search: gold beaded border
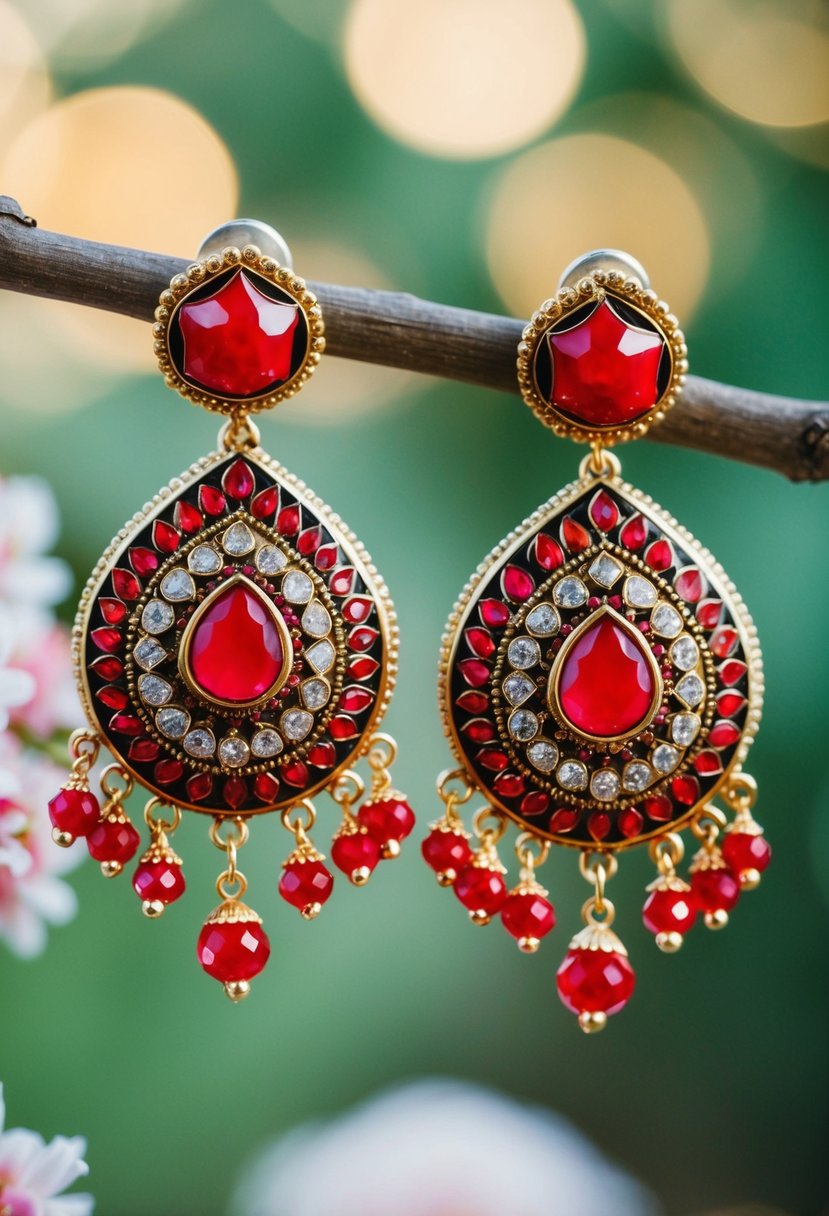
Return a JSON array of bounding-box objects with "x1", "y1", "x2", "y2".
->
[
  {"x1": 153, "y1": 244, "x2": 326, "y2": 416},
  {"x1": 516, "y1": 270, "x2": 688, "y2": 446}
]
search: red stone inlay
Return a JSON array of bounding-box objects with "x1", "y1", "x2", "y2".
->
[
  {"x1": 254, "y1": 772, "x2": 280, "y2": 802},
  {"x1": 277, "y1": 505, "x2": 301, "y2": 536},
  {"x1": 588, "y1": 812, "x2": 611, "y2": 841},
  {"x1": 561, "y1": 517, "x2": 590, "y2": 553},
  {"x1": 129, "y1": 738, "x2": 160, "y2": 762},
  {"x1": 175, "y1": 501, "x2": 203, "y2": 533},
  {"x1": 179, "y1": 270, "x2": 299, "y2": 397},
  {"x1": 91, "y1": 656, "x2": 123, "y2": 681},
  {"x1": 502, "y1": 565, "x2": 534, "y2": 602},
  {"x1": 342, "y1": 597, "x2": 372, "y2": 624},
  {"x1": 716, "y1": 691, "x2": 746, "y2": 717},
  {"x1": 315, "y1": 544, "x2": 338, "y2": 571},
  {"x1": 645, "y1": 539, "x2": 673, "y2": 572},
  {"x1": 99, "y1": 599, "x2": 127, "y2": 625},
  {"x1": 112, "y1": 569, "x2": 141, "y2": 601},
  {"x1": 129, "y1": 547, "x2": 158, "y2": 577},
  {"x1": 223, "y1": 776, "x2": 248, "y2": 809},
  {"x1": 521, "y1": 791, "x2": 550, "y2": 817},
  {"x1": 550, "y1": 808, "x2": 578, "y2": 833},
  {"x1": 618, "y1": 807, "x2": 644, "y2": 838},
  {"x1": 693, "y1": 750, "x2": 723, "y2": 775},
  {"x1": 282, "y1": 760, "x2": 309, "y2": 787},
  {"x1": 298, "y1": 527, "x2": 321, "y2": 556},
  {"x1": 708, "y1": 721, "x2": 740, "y2": 749},
  {"x1": 251, "y1": 487, "x2": 278, "y2": 520},
  {"x1": 188, "y1": 583, "x2": 285, "y2": 705},
  {"x1": 348, "y1": 656, "x2": 379, "y2": 681},
  {"x1": 697, "y1": 600, "x2": 723, "y2": 629},
  {"x1": 329, "y1": 715, "x2": 358, "y2": 740},
  {"x1": 534, "y1": 533, "x2": 565, "y2": 571},
  {"x1": 187, "y1": 773, "x2": 214, "y2": 802},
  {"x1": 711, "y1": 627, "x2": 738, "y2": 658},
  {"x1": 155, "y1": 758, "x2": 184, "y2": 784},
  {"x1": 110, "y1": 712, "x2": 142, "y2": 736},
  {"x1": 153, "y1": 520, "x2": 181, "y2": 553},
  {"x1": 91, "y1": 627, "x2": 122, "y2": 653},
  {"x1": 620, "y1": 514, "x2": 648, "y2": 550},
  {"x1": 643, "y1": 795, "x2": 672, "y2": 821},
  {"x1": 348, "y1": 626, "x2": 378, "y2": 651},
  {"x1": 555, "y1": 613, "x2": 656, "y2": 738},
  {"x1": 465, "y1": 628, "x2": 495, "y2": 659},
  {"x1": 97, "y1": 685, "x2": 128, "y2": 710},
  {"x1": 589, "y1": 491, "x2": 619, "y2": 532},
  {"x1": 494, "y1": 771, "x2": 525, "y2": 799},
  {"x1": 675, "y1": 567, "x2": 705, "y2": 603},
  {"x1": 479, "y1": 599, "x2": 510, "y2": 628},
  {"x1": 458, "y1": 659, "x2": 490, "y2": 688},
  {"x1": 199, "y1": 485, "x2": 226, "y2": 517},
  {"x1": 547, "y1": 299, "x2": 664, "y2": 427},
  {"x1": 307, "y1": 741, "x2": 336, "y2": 768},
  {"x1": 478, "y1": 748, "x2": 508, "y2": 772},
  {"x1": 456, "y1": 690, "x2": 489, "y2": 714},
  {"x1": 222, "y1": 459, "x2": 255, "y2": 500},
  {"x1": 463, "y1": 718, "x2": 495, "y2": 744},
  {"x1": 719, "y1": 659, "x2": 747, "y2": 686},
  {"x1": 330, "y1": 568, "x2": 356, "y2": 596},
  {"x1": 340, "y1": 686, "x2": 373, "y2": 714}
]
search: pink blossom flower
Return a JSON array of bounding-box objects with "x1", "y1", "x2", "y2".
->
[
  {"x1": 0, "y1": 1083, "x2": 93, "y2": 1216},
  {"x1": 0, "y1": 608, "x2": 35, "y2": 734},
  {"x1": 0, "y1": 475, "x2": 71, "y2": 617}
]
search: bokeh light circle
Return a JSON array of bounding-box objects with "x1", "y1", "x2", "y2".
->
[
  {"x1": 0, "y1": 0, "x2": 51, "y2": 154},
  {"x1": 485, "y1": 134, "x2": 710, "y2": 321},
  {"x1": 344, "y1": 0, "x2": 585, "y2": 159}
]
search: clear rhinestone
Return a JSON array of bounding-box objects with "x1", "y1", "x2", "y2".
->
[
  {"x1": 306, "y1": 640, "x2": 335, "y2": 674},
  {"x1": 141, "y1": 600, "x2": 175, "y2": 634},
  {"x1": 557, "y1": 759, "x2": 588, "y2": 791},
  {"x1": 160, "y1": 568, "x2": 195, "y2": 602},
  {"x1": 218, "y1": 735, "x2": 250, "y2": 768},
  {"x1": 256, "y1": 544, "x2": 287, "y2": 575},
  {"x1": 507, "y1": 636, "x2": 540, "y2": 670},
  {"x1": 503, "y1": 672, "x2": 535, "y2": 706},
  {"x1": 624, "y1": 575, "x2": 657, "y2": 609},
  {"x1": 134, "y1": 637, "x2": 166, "y2": 670},
  {"x1": 281, "y1": 708, "x2": 313, "y2": 741},
  {"x1": 301, "y1": 678, "x2": 330, "y2": 710},
  {"x1": 670, "y1": 635, "x2": 699, "y2": 671},
  {"x1": 156, "y1": 706, "x2": 190, "y2": 739},
  {"x1": 651, "y1": 602, "x2": 683, "y2": 638},
  {"x1": 188, "y1": 544, "x2": 222, "y2": 574},
  {"x1": 525, "y1": 603, "x2": 560, "y2": 637},
  {"x1": 137, "y1": 673, "x2": 173, "y2": 707},
  {"x1": 652, "y1": 743, "x2": 680, "y2": 773},
  {"x1": 553, "y1": 576, "x2": 588, "y2": 608},
  {"x1": 623, "y1": 760, "x2": 654, "y2": 792},
  {"x1": 672, "y1": 712, "x2": 701, "y2": 746},
  {"x1": 222, "y1": 521, "x2": 255, "y2": 556},
  {"x1": 527, "y1": 740, "x2": 558, "y2": 773},
  {"x1": 590, "y1": 768, "x2": 621, "y2": 801},
  {"x1": 675, "y1": 672, "x2": 704, "y2": 708},
  {"x1": 588, "y1": 553, "x2": 623, "y2": 588},
  {"x1": 184, "y1": 727, "x2": 216, "y2": 758},
  {"x1": 508, "y1": 708, "x2": 539, "y2": 742},
  {"x1": 302, "y1": 600, "x2": 332, "y2": 638},
  {"x1": 283, "y1": 569, "x2": 314, "y2": 603},
  {"x1": 251, "y1": 728, "x2": 283, "y2": 758}
]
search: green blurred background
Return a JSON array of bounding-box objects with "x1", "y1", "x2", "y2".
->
[{"x1": 0, "y1": 0, "x2": 827, "y2": 1212}]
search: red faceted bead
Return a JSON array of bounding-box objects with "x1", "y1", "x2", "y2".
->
[
  {"x1": 197, "y1": 916, "x2": 270, "y2": 983},
  {"x1": 645, "y1": 539, "x2": 673, "y2": 571},
  {"x1": 331, "y1": 830, "x2": 381, "y2": 882},
  {"x1": 279, "y1": 857, "x2": 334, "y2": 915},
  {"x1": 501, "y1": 565, "x2": 535, "y2": 602},
  {"x1": 112, "y1": 568, "x2": 141, "y2": 601},
  {"x1": 534, "y1": 533, "x2": 565, "y2": 571},
  {"x1": 199, "y1": 485, "x2": 226, "y2": 516},
  {"x1": 222, "y1": 459, "x2": 255, "y2": 499},
  {"x1": 358, "y1": 796, "x2": 415, "y2": 846},
  {"x1": 99, "y1": 598, "x2": 127, "y2": 625},
  {"x1": 87, "y1": 816, "x2": 141, "y2": 865},
  {"x1": 556, "y1": 946, "x2": 636, "y2": 1016},
  {"x1": 690, "y1": 865, "x2": 740, "y2": 913},
  {"x1": 454, "y1": 864, "x2": 507, "y2": 918},
  {"x1": 188, "y1": 584, "x2": 285, "y2": 703},
  {"x1": 561, "y1": 516, "x2": 590, "y2": 552},
  {"x1": 589, "y1": 490, "x2": 619, "y2": 532},
  {"x1": 175, "y1": 501, "x2": 203, "y2": 533},
  {"x1": 479, "y1": 598, "x2": 510, "y2": 627},
  {"x1": 152, "y1": 520, "x2": 181, "y2": 553},
  {"x1": 548, "y1": 299, "x2": 663, "y2": 426},
  {"x1": 465, "y1": 627, "x2": 495, "y2": 659},
  {"x1": 557, "y1": 614, "x2": 655, "y2": 737},
  {"x1": 251, "y1": 487, "x2": 278, "y2": 520},
  {"x1": 179, "y1": 269, "x2": 299, "y2": 397},
  {"x1": 132, "y1": 857, "x2": 185, "y2": 905},
  {"x1": 642, "y1": 885, "x2": 696, "y2": 937},
  {"x1": 129, "y1": 547, "x2": 159, "y2": 577},
  {"x1": 722, "y1": 831, "x2": 771, "y2": 877},
  {"x1": 421, "y1": 827, "x2": 472, "y2": 879},
  {"x1": 620, "y1": 514, "x2": 648, "y2": 550},
  {"x1": 501, "y1": 889, "x2": 555, "y2": 946},
  {"x1": 48, "y1": 787, "x2": 100, "y2": 839}
]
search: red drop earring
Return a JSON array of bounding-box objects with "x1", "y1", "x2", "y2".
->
[
  {"x1": 428, "y1": 250, "x2": 766, "y2": 1032},
  {"x1": 49, "y1": 220, "x2": 413, "y2": 1000}
]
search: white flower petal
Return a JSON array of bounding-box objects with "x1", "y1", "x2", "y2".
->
[
  {"x1": 45, "y1": 1193, "x2": 96, "y2": 1216},
  {"x1": 0, "y1": 475, "x2": 61, "y2": 556},
  {"x1": 0, "y1": 1126, "x2": 47, "y2": 1177},
  {"x1": 0, "y1": 836, "x2": 34, "y2": 878},
  {"x1": 17, "y1": 1135, "x2": 89, "y2": 1197},
  {"x1": 8, "y1": 557, "x2": 72, "y2": 608},
  {"x1": 22, "y1": 876, "x2": 78, "y2": 926},
  {"x1": 0, "y1": 900, "x2": 48, "y2": 958},
  {"x1": 0, "y1": 667, "x2": 36, "y2": 710}
]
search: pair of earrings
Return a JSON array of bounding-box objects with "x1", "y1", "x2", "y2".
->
[{"x1": 49, "y1": 225, "x2": 767, "y2": 1030}]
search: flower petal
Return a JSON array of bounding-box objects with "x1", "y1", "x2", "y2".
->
[
  {"x1": 44, "y1": 1194, "x2": 95, "y2": 1216},
  {"x1": 16, "y1": 1135, "x2": 89, "y2": 1197}
]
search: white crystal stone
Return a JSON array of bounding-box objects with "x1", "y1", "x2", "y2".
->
[
  {"x1": 508, "y1": 708, "x2": 539, "y2": 742},
  {"x1": 588, "y1": 553, "x2": 623, "y2": 589},
  {"x1": 623, "y1": 760, "x2": 654, "y2": 792},
  {"x1": 675, "y1": 672, "x2": 705, "y2": 708},
  {"x1": 283, "y1": 569, "x2": 314, "y2": 603},
  {"x1": 134, "y1": 637, "x2": 166, "y2": 670},
  {"x1": 306, "y1": 639, "x2": 335, "y2": 674},
  {"x1": 281, "y1": 708, "x2": 313, "y2": 741},
  {"x1": 141, "y1": 600, "x2": 175, "y2": 634},
  {"x1": 219, "y1": 735, "x2": 250, "y2": 768},
  {"x1": 156, "y1": 706, "x2": 190, "y2": 739},
  {"x1": 672, "y1": 712, "x2": 701, "y2": 746},
  {"x1": 651, "y1": 602, "x2": 683, "y2": 638},
  {"x1": 590, "y1": 768, "x2": 621, "y2": 801},
  {"x1": 527, "y1": 740, "x2": 558, "y2": 773},
  {"x1": 670, "y1": 635, "x2": 699, "y2": 671},
  {"x1": 507, "y1": 636, "x2": 540, "y2": 670},
  {"x1": 137, "y1": 673, "x2": 173, "y2": 707},
  {"x1": 256, "y1": 544, "x2": 288, "y2": 575},
  {"x1": 188, "y1": 544, "x2": 222, "y2": 574},
  {"x1": 652, "y1": 743, "x2": 680, "y2": 773},
  {"x1": 624, "y1": 575, "x2": 658, "y2": 609},
  {"x1": 553, "y1": 576, "x2": 588, "y2": 608},
  {"x1": 525, "y1": 603, "x2": 560, "y2": 637},
  {"x1": 251, "y1": 728, "x2": 283, "y2": 758},
  {"x1": 222, "y1": 521, "x2": 255, "y2": 556},
  {"x1": 160, "y1": 568, "x2": 195, "y2": 602},
  {"x1": 502, "y1": 672, "x2": 535, "y2": 706},
  {"x1": 557, "y1": 759, "x2": 588, "y2": 791},
  {"x1": 301, "y1": 678, "x2": 330, "y2": 710},
  {"x1": 302, "y1": 600, "x2": 332, "y2": 638},
  {"x1": 184, "y1": 727, "x2": 216, "y2": 758}
]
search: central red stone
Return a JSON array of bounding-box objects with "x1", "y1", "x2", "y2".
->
[
  {"x1": 554, "y1": 612, "x2": 656, "y2": 738},
  {"x1": 188, "y1": 582, "x2": 285, "y2": 704},
  {"x1": 178, "y1": 270, "x2": 300, "y2": 397},
  {"x1": 547, "y1": 299, "x2": 664, "y2": 427}
]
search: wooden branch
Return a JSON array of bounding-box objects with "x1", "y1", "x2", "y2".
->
[{"x1": 1, "y1": 199, "x2": 826, "y2": 482}]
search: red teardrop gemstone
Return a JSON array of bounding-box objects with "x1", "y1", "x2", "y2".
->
[
  {"x1": 620, "y1": 514, "x2": 648, "y2": 550},
  {"x1": 222, "y1": 459, "x2": 255, "y2": 499},
  {"x1": 456, "y1": 690, "x2": 489, "y2": 714},
  {"x1": 502, "y1": 565, "x2": 534, "y2": 602},
  {"x1": 188, "y1": 584, "x2": 285, "y2": 703},
  {"x1": 458, "y1": 659, "x2": 490, "y2": 688},
  {"x1": 494, "y1": 771, "x2": 525, "y2": 799},
  {"x1": 589, "y1": 491, "x2": 619, "y2": 532},
  {"x1": 99, "y1": 598, "x2": 127, "y2": 625},
  {"x1": 91, "y1": 628, "x2": 122, "y2": 653},
  {"x1": 521, "y1": 791, "x2": 550, "y2": 816},
  {"x1": 199, "y1": 485, "x2": 226, "y2": 516},
  {"x1": 479, "y1": 599, "x2": 510, "y2": 627},
  {"x1": 187, "y1": 773, "x2": 214, "y2": 802},
  {"x1": 675, "y1": 567, "x2": 705, "y2": 603},
  {"x1": 645, "y1": 539, "x2": 673, "y2": 571},
  {"x1": 697, "y1": 600, "x2": 723, "y2": 629},
  {"x1": 549, "y1": 808, "x2": 578, "y2": 833},
  {"x1": 251, "y1": 487, "x2": 279, "y2": 520},
  {"x1": 129, "y1": 547, "x2": 159, "y2": 577},
  {"x1": 153, "y1": 520, "x2": 181, "y2": 553},
  {"x1": 347, "y1": 656, "x2": 379, "y2": 681},
  {"x1": 534, "y1": 533, "x2": 565, "y2": 571},
  {"x1": 175, "y1": 501, "x2": 203, "y2": 533},
  {"x1": 253, "y1": 772, "x2": 280, "y2": 802},
  {"x1": 555, "y1": 614, "x2": 656, "y2": 738},
  {"x1": 330, "y1": 568, "x2": 356, "y2": 596},
  {"x1": 277, "y1": 505, "x2": 301, "y2": 536},
  {"x1": 561, "y1": 517, "x2": 590, "y2": 552},
  {"x1": 315, "y1": 544, "x2": 338, "y2": 570},
  {"x1": 112, "y1": 568, "x2": 141, "y2": 600},
  {"x1": 466, "y1": 628, "x2": 495, "y2": 658},
  {"x1": 96, "y1": 685, "x2": 128, "y2": 710},
  {"x1": 307, "y1": 741, "x2": 336, "y2": 768},
  {"x1": 297, "y1": 527, "x2": 321, "y2": 556}
]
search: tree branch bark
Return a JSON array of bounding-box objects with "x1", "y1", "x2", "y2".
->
[{"x1": 1, "y1": 200, "x2": 826, "y2": 482}]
